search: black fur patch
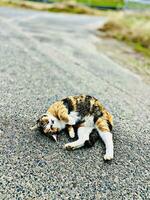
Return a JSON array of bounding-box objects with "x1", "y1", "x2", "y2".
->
[
  {"x1": 92, "y1": 104, "x2": 103, "y2": 123},
  {"x1": 62, "y1": 98, "x2": 74, "y2": 113},
  {"x1": 93, "y1": 112, "x2": 103, "y2": 123},
  {"x1": 107, "y1": 120, "x2": 112, "y2": 132},
  {"x1": 84, "y1": 129, "x2": 99, "y2": 147},
  {"x1": 85, "y1": 95, "x2": 92, "y2": 100},
  {"x1": 77, "y1": 95, "x2": 92, "y2": 118},
  {"x1": 75, "y1": 119, "x2": 85, "y2": 126},
  {"x1": 73, "y1": 126, "x2": 79, "y2": 140}
]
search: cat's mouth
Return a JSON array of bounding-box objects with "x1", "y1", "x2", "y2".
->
[
  {"x1": 44, "y1": 126, "x2": 59, "y2": 133},
  {"x1": 41, "y1": 127, "x2": 59, "y2": 141}
]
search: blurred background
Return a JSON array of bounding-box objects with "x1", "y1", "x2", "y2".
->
[
  {"x1": 10, "y1": 0, "x2": 150, "y2": 9},
  {"x1": 1, "y1": 0, "x2": 149, "y2": 75}
]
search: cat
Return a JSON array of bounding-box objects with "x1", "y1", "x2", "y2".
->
[{"x1": 31, "y1": 95, "x2": 114, "y2": 160}]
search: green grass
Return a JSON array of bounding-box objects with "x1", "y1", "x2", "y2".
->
[
  {"x1": 134, "y1": 42, "x2": 150, "y2": 57},
  {"x1": 99, "y1": 12, "x2": 150, "y2": 57},
  {"x1": 48, "y1": 0, "x2": 124, "y2": 8},
  {"x1": 76, "y1": 0, "x2": 124, "y2": 8}
]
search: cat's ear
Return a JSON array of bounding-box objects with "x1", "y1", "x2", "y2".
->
[
  {"x1": 30, "y1": 124, "x2": 38, "y2": 131},
  {"x1": 30, "y1": 118, "x2": 40, "y2": 131}
]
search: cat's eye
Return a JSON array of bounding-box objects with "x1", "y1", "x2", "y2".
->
[{"x1": 51, "y1": 120, "x2": 54, "y2": 124}]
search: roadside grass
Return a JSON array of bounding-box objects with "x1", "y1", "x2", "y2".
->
[
  {"x1": 125, "y1": 2, "x2": 150, "y2": 9},
  {"x1": 0, "y1": 0, "x2": 102, "y2": 15},
  {"x1": 51, "y1": 0, "x2": 124, "y2": 8},
  {"x1": 99, "y1": 11, "x2": 150, "y2": 57},
  {"x1": 77, "y1": 0, "x2": 124, "y2": 8}
]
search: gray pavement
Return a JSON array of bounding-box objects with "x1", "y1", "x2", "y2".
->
[{"x1": 0, "y1": 7, "x2": 150, "y2": 200}]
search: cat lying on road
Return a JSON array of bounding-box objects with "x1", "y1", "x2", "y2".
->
[{"x1": 31, "y1": 95, "x2": 114, "y2": 160}]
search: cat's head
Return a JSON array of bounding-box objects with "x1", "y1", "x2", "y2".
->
[{"x1": 30, "y1": 113, "x2": 61, "y2": 141}]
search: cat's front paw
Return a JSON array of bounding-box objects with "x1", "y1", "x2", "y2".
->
[
  {"x1": 64, "y1": 143, "x2": 74, "y2": 151},
  {"x1": 69, "y1": 129, "x2": 75, "y2": 138},
  {"x1": 104, "y1": 154, "x2": 113, "y2": 160}
]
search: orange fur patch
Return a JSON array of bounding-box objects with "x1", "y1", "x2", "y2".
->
[
  {"x1": 47, "y1": 101, "x2": 69, "y2": 122},
  {"x1": 96, "y1": 110, "x2": 113, "y2": 132}
]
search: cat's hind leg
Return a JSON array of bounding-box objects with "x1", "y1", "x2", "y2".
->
[
  {"x1": 95, "y1": 117, "x2": 114, "y2": 160},
  {"x1": 64, "y1": 127, "x2": 93, "y2": 150},
  {"x1": 97, "y1": 130, "x2": 114, "y2": 160}
]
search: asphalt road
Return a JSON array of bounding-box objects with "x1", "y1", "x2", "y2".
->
[{"x1": 0, "y1": 7, "x2": 150, "y2": 200}]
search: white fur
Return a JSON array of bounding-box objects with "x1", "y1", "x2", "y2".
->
[
  {"x1": 68, "y1": 111, "x2": 80, "y2": 125},
  {"x1": 45, "y1": 112, "x2": 80, "y2": 132},
  {"x1": 97, "y1": 130, "x2": 114, "y2": 160},
  {"x1": 45, "y1": 123, "x2": 51, "y2": 130},
  {"x1": 68, "y1": 128, "x2": 75, "y2": 138},
  {"x1": 83, "y1": 115, "x2": 94, "y2": 127},
  {"x1": 54, "y1": 120, "x2": 66, "y2": 130},
  {"x1": 46, "y1": 113, "x2": 66, "y2": 130},
  {"x1": 64, "y1": 127, "x2": 93, "y2": 150}
]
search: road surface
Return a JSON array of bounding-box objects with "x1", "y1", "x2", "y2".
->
[{"x1": 0, "y1": 7, "x2": 149, "y2": 200}]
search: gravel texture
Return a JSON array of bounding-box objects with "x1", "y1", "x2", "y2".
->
[{"x1": 0, "y1": 7, "x2": 150, "y2": 200}]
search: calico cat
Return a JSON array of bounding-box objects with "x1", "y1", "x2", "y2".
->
[{"x1": 31, "y1": 95, "x2": 114, "y2": 160}]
